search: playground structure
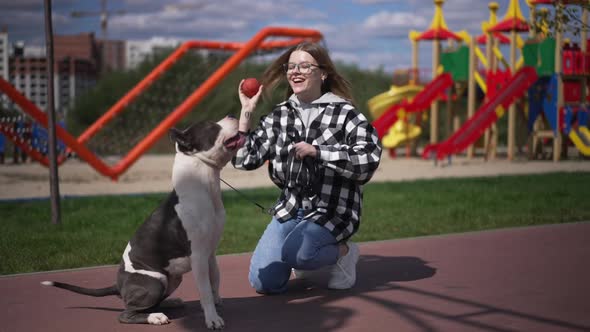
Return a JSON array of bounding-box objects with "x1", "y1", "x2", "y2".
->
[
  {"x1": 370, "y1": 0, "x2": 467, "y2": 158},
  {"x1": 369, "y1": 0, "x2": 590, "y2": 162},
  {"x1": 0, "y1": 27, "x2": 323, "y2": 180}
]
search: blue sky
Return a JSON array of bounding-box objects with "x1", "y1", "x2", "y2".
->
[{"x1": 0, "y1": 0, "x2": 551, "y2": 73}]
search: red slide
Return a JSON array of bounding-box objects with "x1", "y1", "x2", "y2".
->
[
  {"x1": 422, "y1": 66, "x2": 538, "y2": 161},
  {"x1": 372, "y1": 73, "x2": 453, "y2": 138}
]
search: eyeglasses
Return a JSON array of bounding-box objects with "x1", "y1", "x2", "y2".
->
[{"x1": 283, "y1": 62, "x2": 321, "y2": 74}]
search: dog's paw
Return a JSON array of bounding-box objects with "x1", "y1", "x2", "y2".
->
[
  {"x1": 205, "y1": 313, "x2": 225, "y2": 330},
  {"x1": 148, "y1": 313, "x2": 170, "y2": 325}
]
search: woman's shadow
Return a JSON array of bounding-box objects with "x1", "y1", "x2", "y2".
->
[{"x1": 170, "y1": 255, "x2": 436, "y2": 331}]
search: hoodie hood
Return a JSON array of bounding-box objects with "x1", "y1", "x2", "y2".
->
[{"x1": 287, "y1": 92, "x2": 349, "y2": 108}]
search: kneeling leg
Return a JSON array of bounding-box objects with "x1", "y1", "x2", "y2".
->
[{"x1": 118, "y1": 273, "x2": 169, "y2": 325}]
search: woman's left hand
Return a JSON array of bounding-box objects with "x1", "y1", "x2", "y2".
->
[
  {"x1": 293, "y1": 142, "x2": 317, "y2": 160},
  {"x1": 237, "y1": 80, "x2": 263, "y2": 132}
]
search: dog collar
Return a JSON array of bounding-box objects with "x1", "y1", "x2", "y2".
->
[{"x1": 195, "y1": 154, "x2": 223, "y2": 170}]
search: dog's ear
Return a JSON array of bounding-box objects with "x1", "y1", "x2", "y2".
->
[
  {"x1": 169, "y1": 122, "x2": 222, "y2": 154},
  {"x1": 169, "y1": 127, "x2": 191, "y2": 151}
]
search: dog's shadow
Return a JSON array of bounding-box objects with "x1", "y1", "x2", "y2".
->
[{"x1": 168, "y1": 255, "x2": 436, "y2": 331}]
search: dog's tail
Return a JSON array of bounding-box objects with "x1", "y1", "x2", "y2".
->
[{"x1": 41, "y1": 281, "x2": 119, "y2": 297}]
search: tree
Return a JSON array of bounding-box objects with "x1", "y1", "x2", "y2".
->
[{"x1": 531, "y1": 2, "x2": 589, "y2": 37}]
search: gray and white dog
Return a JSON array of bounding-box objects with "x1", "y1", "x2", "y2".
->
[{"x1": 42, "y1": 116, "x2": 245, "y2": 329}]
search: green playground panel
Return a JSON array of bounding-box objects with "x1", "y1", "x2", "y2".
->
[
  {"x1": 523, "y1": 37, "x2": 555, "y2": 77},
  {"x1": 441, "y1": 45, "x2": 469, "y2": 82}
]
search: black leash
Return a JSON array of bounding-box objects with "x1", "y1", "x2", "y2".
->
[
  {"x1": 220, "y1": 178, "x2": 272, "y2": 215},
  {"x1": 221, "y1": 132, "x2": 316, "y2": 216}
]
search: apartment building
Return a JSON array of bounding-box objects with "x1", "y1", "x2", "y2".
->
[
  {"x1": 1, "y1": 31, "x2": 184, "y2": 116},
  {"x1": 126, "y1": 37, "x2": 181, "y2": 69},
  {"x1": 0, "y1": 32, "x2": 8, "y2": 81},
  {"x1": 3, "y1": 33, "x2": 101, "y2": 116},
  {"x1": 0, "y1": 32, "x2": 9, "y2": 110}
]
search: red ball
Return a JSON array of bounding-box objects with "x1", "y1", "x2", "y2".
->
[{"x1": 241, "y1": 78, "x2": 261, "y2": 98}]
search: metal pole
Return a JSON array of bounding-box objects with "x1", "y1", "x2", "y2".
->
[
  {"x1": 507, "y1": 29, "x2": 517, "y2": 160},
  {"x1": 44, "y1": 0, "x2": 61, "y2": 225},
  {"x1": 431, "y1": 39, "x2": 440, "y2": 144},
  {"x1": 467, "y1": 38, "x2": 476, "y2": 159}
]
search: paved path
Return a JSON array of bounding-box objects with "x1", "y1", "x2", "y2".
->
[{"x1": 2, "y1": 222, "x2": 589, "y2": 332}]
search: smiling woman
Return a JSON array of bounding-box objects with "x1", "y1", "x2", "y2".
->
[{"x1": 233, "y1": 41, "x2": 382, "y2": 294}]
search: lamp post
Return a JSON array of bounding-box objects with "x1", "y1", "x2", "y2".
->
[{"x1": 44, "y1": 0, "x2": 61, "y2": 225}]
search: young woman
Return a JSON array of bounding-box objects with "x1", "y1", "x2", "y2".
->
[{"x1": 233, "y1": 42, "x2": 382, "y2": 294}]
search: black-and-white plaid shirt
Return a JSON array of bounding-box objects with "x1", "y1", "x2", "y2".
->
[{"x1": 232, "y1": 93, "x2": 382, "y2": 242}]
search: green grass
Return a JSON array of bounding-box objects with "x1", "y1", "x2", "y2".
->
[{"x1": 1, "y1": 172, "x2": 589, "y2": 275}]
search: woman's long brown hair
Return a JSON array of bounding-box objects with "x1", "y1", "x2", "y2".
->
[{"x1": 261, "y1": 42, "x2": 355, "y2": 105}]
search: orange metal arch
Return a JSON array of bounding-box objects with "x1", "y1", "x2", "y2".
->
[{"x1": 0, "y1": 26, "x2": 323, "y2": 180}]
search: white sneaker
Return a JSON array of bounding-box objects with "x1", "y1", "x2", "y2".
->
[{"x1": 328, "y1": 242, "x2": 360, "y2": 290}]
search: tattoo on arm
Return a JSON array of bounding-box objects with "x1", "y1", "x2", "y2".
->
[{"x1": 244, "y1": 112, "x2": 252, "y2": 120}]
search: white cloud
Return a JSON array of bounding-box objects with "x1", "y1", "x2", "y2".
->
[
  {"x1": 106, "y1": 0, "x2": 326, "y2": 40},
  {"x1": 109, "y1": 13, "x2": 249, "y2": 40},
  {"x1": 363, "y1": 11, "x2": 429, "y2": 37}
]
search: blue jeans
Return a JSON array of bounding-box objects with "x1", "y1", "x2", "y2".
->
[{"x1": 249, "y1": 209, "x2": 339, "y2": 294}]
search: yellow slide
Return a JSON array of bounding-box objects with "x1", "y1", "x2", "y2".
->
[
  {"x1": 580, "y1": 126, "x2": 590, "y2": 141},
  {"x1": 368, "y1": 84, "x2": 423, "y2": 119},
  {"x1": 568, "y1": 126, "x2": 590, "y2": 156},
  {"x1": 382, "y1": 118, "x2": 422, "y2": 148}
]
